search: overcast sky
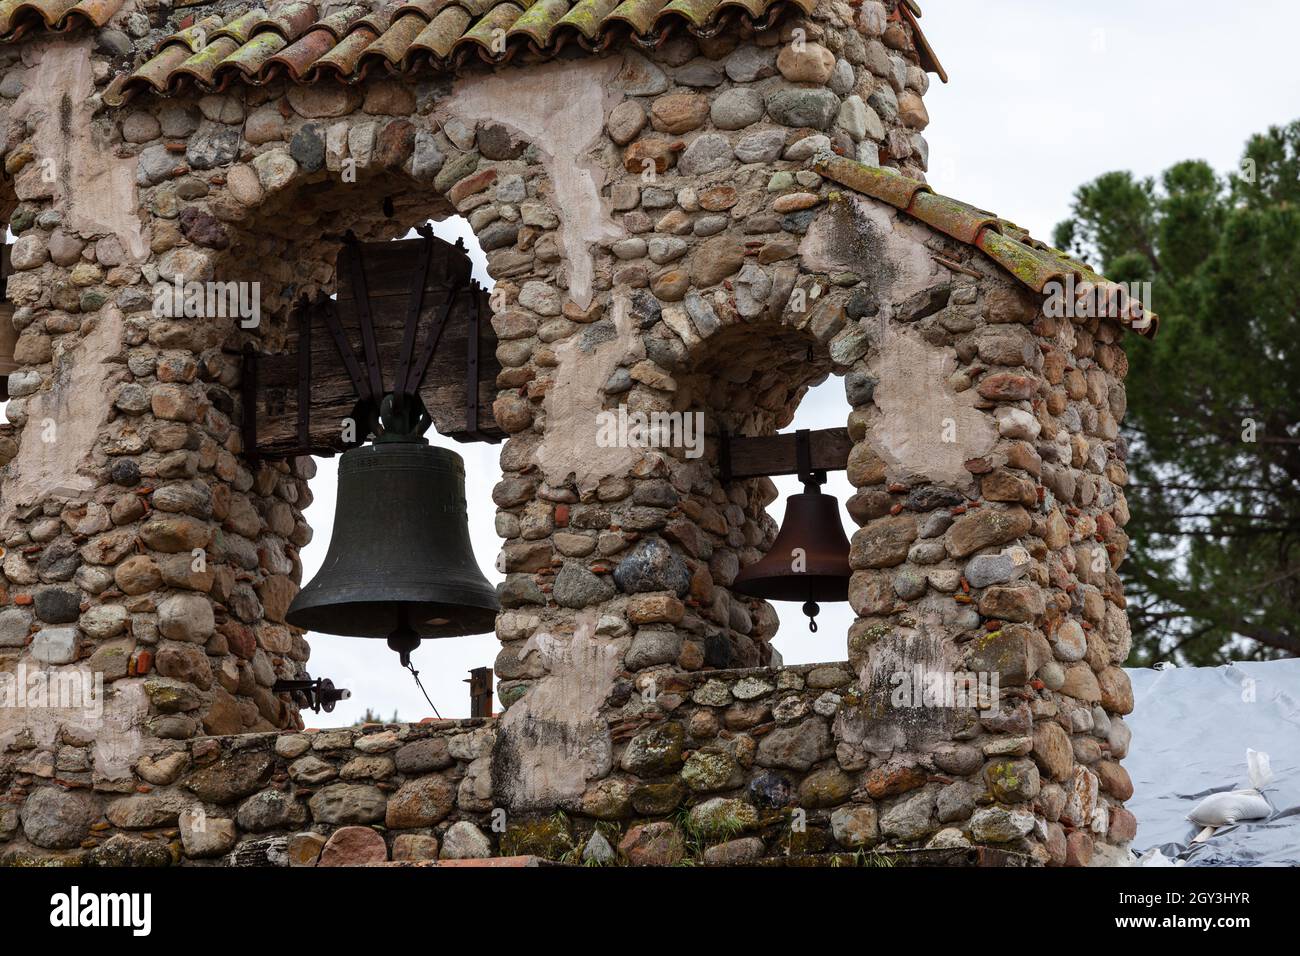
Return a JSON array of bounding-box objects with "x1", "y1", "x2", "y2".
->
[{"x1": 297, "y1": 1, "x2": 1300, "y2": 725}]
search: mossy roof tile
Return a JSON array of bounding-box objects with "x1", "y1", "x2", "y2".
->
[
  {"x1": 0, "y1": 0, "x2": 125, "y2": 40},
  {"x1": 815, "y1": 150, "x2": 1159, "y2": 338},
  {"x1": 64, "y1": 0, "x2": 944, "y2": 105}
]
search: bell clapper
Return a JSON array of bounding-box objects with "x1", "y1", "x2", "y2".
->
[
  {"x1": 803, "y1": 600, "x2": 820, "y2": 632},
  {"x1": 387, "y1": 605, "x2": 443, "y2": 719},
  {"x1": 386, "y1": 604, "x2": 422, "y2": 667}
]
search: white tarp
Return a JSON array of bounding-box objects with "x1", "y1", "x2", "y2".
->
[{"x1": 1125, "y1": 658, "x2": 1300, "y2": 866}]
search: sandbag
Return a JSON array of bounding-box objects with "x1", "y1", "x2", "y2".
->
[{"x1": 1186, "y1": 749, "x2": 1274, "y2": 827}]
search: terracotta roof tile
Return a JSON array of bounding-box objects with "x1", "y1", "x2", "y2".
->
[
  {"x1": 219, "y1": 29, "x2": 287, "y2": 78},
  {"x1": 360, "y1": 10, "x2": 427, "y2": 66},
  {"x1": 129, "y1": 43, "x2": 194, "y2": 93},
  {"x1": 0, "y1": 0, "x2": 948, "y2": 125},
  {"x1": 604, "y1": 0, "x2": 672, "y2": 36},
  {"x1": 407, "y1": 8, "x2": 470, "y2": 62},
  {"x1": 4, "y1": 0, "x2": 945, "y2": 84},
  {"x1": 98, "y1": 0, "x2": 841, "y2": 105},
  {"x1": 213, "y1": 8, "x2": 272, "y2": 44},
  {"x1": 175, "y1": 35, "x2": 244, "y2": 86},
  {"x1": 814, "y1": 151, "x2": 1159, "y2": 338},
  {"x1": 0, "y1": 0, "x2": 126, "y2": 41},
  {"x1": 555, "y1": 0, "x2": 620, "y2": 41},
  {"x1": 509, "y1": 0, "x2": 571, "y2": 47},
  {"x1": 270, "y1": 25, "x2": 338, "y2": 79}
]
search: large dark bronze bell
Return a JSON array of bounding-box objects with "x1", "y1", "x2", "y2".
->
[
  {"x1": 732, "y1": 433, "x2": 851, "y2": 632},
  {"x1": 286, "y1": 437, "x2": 499, "y2": 664}
]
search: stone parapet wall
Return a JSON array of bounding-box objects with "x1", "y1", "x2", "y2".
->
[
  {"x1": 1, "y1": 715, "x2": 493, "y2": 865},
  {"x1": 2, "y1": 661, "x2": 1132, "y2": 866}
]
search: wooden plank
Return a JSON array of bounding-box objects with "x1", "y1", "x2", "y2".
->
[
  {"x1": 725, "y1": 427, "x2": 853, "y2": 480},
  {"x1": 249, "y1": 235, "x2": 502, "y2": 457}
]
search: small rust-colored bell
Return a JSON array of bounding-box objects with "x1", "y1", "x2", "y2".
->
[{"x1": 732, "y1": 476, "x2": 852, "y2": 632}]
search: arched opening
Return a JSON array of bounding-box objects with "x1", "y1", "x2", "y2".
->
[
  {"x1": 768, "y1": 376, "x2": 858, "y2": 665},
  {"x1": 298, "y1": 216, "x2": 502, "y2": 724},
  {"x1": 642, "y1": 287, "x2": 866, "y2": 670},
  {"x1": 194, "y1": 148, "x2": 551, "y2": 724}
]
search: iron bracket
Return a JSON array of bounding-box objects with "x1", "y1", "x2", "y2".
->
[{"x1": 271, "y1": 677, "x2": 351, "y2": 714}]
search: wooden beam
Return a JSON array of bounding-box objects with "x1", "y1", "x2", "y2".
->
[
  {"x1": 725, "y1": 427, "x2": 852, "y2": 481},
  {"x1": 248, "y1": 235, "x2": 503, "y2": 458}
]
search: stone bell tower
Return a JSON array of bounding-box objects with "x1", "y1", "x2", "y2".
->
[{"x1": 0, "y1": 0, "x2": 1144, "y2": 866}]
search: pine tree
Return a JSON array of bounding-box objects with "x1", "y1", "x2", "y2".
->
[{"x1": 1053, "y1": 120, "x2": 1300, "y2": 663}]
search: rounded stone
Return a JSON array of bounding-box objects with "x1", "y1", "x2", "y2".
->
[
  {"x1": 244, "y1": 106, "x2": 287, "y2": 144},
  {"x1": 776, "y1": 42, "x2": 836, "y2": 84},
  {"x1": 552, "y1": 563, "x2": 616, "y2": 608},
  {"x1": 1052, "y1": 620, "x2": 1088, "y2": 662},
  {"x1": 185, "y1": 124, "x2": 240, "y2": 170},
  {"x1": 518, "y1": 281, "x2": 561, "y2": 316},
  {"x1": 252, "y1": 149, "x2": 298, "y2": 192},
  {"x1": 236, "y1": 789, "x2": 309, "y2": 832},
  {"x1": 287, "y1": 84, "x2": 360, "y2": 118},
  {"x1": 650, "y1": 93, "x2": 709, "y2": 134},
  {"x1": 20, "y1": 787, "x2": 100, "y2": 849},
  {"x1": 47, "y1": 230, "x2": 85, "y2": 266},
  {"x1": 613, "y1": 538, "x2": 691, "y2": 596},
  {"x1": 392, "y1": 834, "x2": 440, "y2": 861},
  {"x1": 830, "y1": 803, "x2": 879, "y2": 848},
  {"x1": 157, "y1": 593, "x2": 215, "y2": 642},
  {"x1": 319, "y1": 826, "x2": 388, "y2": 866},
  {"x1": 9, "y1": 234, "x2": 48, "y2": 270},
  {"x1": 766, "y1": 88, "x2": 840, "y2": 130},
  {"x1": 440, "y1": 820, "x2": 492, "y2": 859},
  {"x1": 726, "y1": 45, "x2": 777, "y2": 82},
  {"x1": 677, "y1": 133, "x2": 734, "y2": 176},
  {"x1": 734, "y1": 128, "x2": 787, "y2": 163},
  {"x1": 892, "y1": 568, "x2": 927, "y2": 600},
  {"x1": 79, "y1": 604, "x2": 128, "y2": 639},
  {"x1": 619, "y1": 821, "x2": 685, "y2": 866},
  {"x1": 709, "y1": 88, "x2": 765, "y2": 130},
  {"x1": 226, "y1": 164, "x2": 264, "y2": 205},
  {"x1": 34, "y1": 587, "x2": 80, "y2": 624},
  {"x1": 115, "y1": 555, "x2": 162, "y2": 595},
  {"x1": 308, "y1": 784, "x2": 387, "y2": 825},
  {"x1": 121, "y1": 111, "x2": 161, "y2": 143},
  {"x1": 385, "y1": 775, "x2": 455, "y2": 828},
  {"x1": 970, "y1": 805, "x2": 1035, "y2": 842}
]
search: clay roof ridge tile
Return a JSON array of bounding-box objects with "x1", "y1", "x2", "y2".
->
[
  {"x1": 508, "y1": 0, "x2": 570, "y2": 46},
  {"x1": 405, "y1": 5, "x2": 471, "y2": 65},
  {"x1": 604, "y1": 0, "x2": 671, "y2": 37},
  {"x1": 0, "y1": 0, "x2": 125, "y2": 40},
  {"x1": 267, "y1": 24, "x2": 338, "y2": 79},
  {"x1": 94, "y1": 0, "x2": 877, "y2": 101},
  {"x1": 550, "y1": 0, "x2": 613, "y2": 39},
  {"x1": 454, "y1": 1, "x2": 525, "y2": 56},
  {"x1": 172, "y1": 34, "x2": 243, "y2": 86},
  {"x1": 212, "y1": 9, "x2": 270, "y2": 45},
  {"x1": 150, "y1": 14, "x2": 227, "y2": 55},
  {"x1": 357, "y1": 9, "x2": 429, "y2": 67},
  {"x1": 311, "y1": 23, "x2": 380, "y2": 78},
  {"x1": 657, "y1": 0, "x2": 723, "y2": 30},
  {"x1": 818, "y1": 152, "x2": 1157, "y2": 338}
]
